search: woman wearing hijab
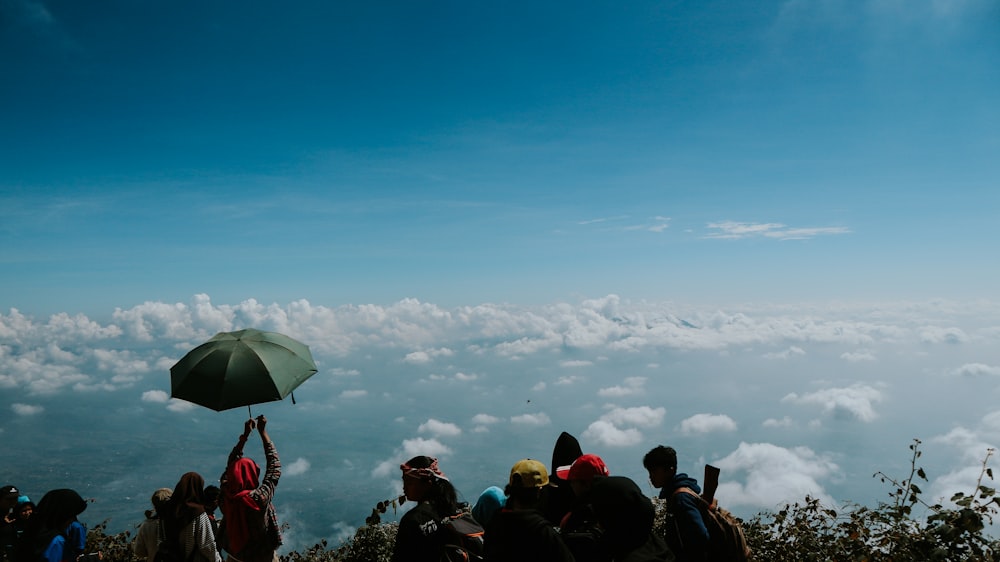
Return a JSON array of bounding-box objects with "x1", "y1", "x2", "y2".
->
[
  {"x1": 14, "y1": 489, "x2": 90, "y2": 562},
  {"x1": 161, "y1": 473, "x2": 222, "y2": 562},
  {"x1": 219, "y1": 416, "x2": 281, "y2": 562},
  {"x1": 390, "y1": 456, "x2": 464, "y2": 562}
]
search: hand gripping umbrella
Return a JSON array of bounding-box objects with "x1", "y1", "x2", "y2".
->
[{"x1": 170, "y1": 328, "x2": 318, "y2": 414}]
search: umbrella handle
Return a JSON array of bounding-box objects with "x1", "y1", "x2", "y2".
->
[
  {"x1": 291, "y1": 391, "x2": 297, "y2": 405},
  {"x1": 248, "y1": 405, "x2": 252, "y2": 419}
]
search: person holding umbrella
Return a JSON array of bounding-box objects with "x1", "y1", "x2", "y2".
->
[{"x1": 219, "y1": 416, "x2": 281, "y2": 562}]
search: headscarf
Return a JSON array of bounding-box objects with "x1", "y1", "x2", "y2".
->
[
  {"x1": 399, "y1": 456, "x2": 459, "y2": 517},
  {"x1": 16, "y1": 489, "x2": 87, "y2": 562},
  {"x1": 400, "y1": 457, "x2": 449, "y2": 482},
  {"x1": 471, "y1": 486, "x2": 505, "y2": 527},
  {"x1": 221, "y1": 458, "x2": 261, "y2": 555},
  {"x1": 164, "y1": 472, "x2": 206, "y2": 535}
]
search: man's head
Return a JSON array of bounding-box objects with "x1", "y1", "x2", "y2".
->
[
  {"x1": 15, "y1": 500, "x2": 33, "y2": 520},
  {"x1": 505, "y1": 459, "x2": 551, "y2": 508},
  {"x1": 555, "y1": 454, "x2": 610, "y2": 497},
  {"x1": 642, "y1": 445, "x2": 677, "y2": 489},
  {"x1": 1, "y1": 485, "x2": 19, "y2": 513},
  {"x1": 151, "y1": 488, "x2": 172, "y2": 511},
  {"x1": 400, "y1": 455, "x2": 449, "y2": 502},
  {"x1": 203, "y1": 485, "x2": 220, "y2": 513}
]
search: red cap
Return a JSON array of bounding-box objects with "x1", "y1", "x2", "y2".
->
[{"x1": 555, "y1": 454, "x2": 610, "y2": 482}]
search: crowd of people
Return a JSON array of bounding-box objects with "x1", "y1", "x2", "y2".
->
[
  {"x1": 1, "y1": 415, "x2": 282, "y2": 562},
  {"x1": 3, "y1": 420, "x2": 716, "y2": 562},
  {"x1": 390, "y1": 441, "x2": 713, "y2": 562}
]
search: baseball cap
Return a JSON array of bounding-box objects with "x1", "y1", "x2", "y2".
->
[
  {"x1": 556, "y1": 454, "x2": 610, "y2": 482},
  {"x1": 1, "y1": 485, "x2": 18, "y2": 498},
  {"x1": 508, "y1": 459, "x2": 551, "y2": 488}
]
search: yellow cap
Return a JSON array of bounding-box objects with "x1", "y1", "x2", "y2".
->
[{"x1": 509, "y1": 459, "x2": 550, "y2": 488}]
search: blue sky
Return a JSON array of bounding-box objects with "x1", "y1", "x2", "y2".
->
[
  {"x1": 2, "y1": 0, "x2": 1000, "y2": 552},
  {"x1": 3, "y1": 0, "x2": 998, "y2": 314}
]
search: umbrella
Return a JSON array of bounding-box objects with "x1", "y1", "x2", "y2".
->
[{"x1": 170, "y1": 328, "x2": 318, "y2": 413}]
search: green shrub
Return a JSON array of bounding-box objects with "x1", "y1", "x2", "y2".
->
[{"x1": 744, "y1": 439, "x2": 1000, "y2": 561}]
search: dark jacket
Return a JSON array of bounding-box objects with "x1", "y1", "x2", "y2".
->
[
  {"x1": 485, "y1": 508, "x2": 575, "y2": 562},
  {"x1": 588, "y1": 476, "x2": 673, "y2": 562},
  {"x1": 391, "y1": 502, "x2": 447, "y2": 562},
  {"x1": 658, "y1": 475, "x2": 708, "y2": 562}
]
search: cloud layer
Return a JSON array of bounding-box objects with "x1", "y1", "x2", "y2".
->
[{"x1": 3, "y1": 294, "x2": 1000, "y2": 551}]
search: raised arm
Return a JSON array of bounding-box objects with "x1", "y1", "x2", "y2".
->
[
  {"x1": 253, "y1": 415, "x2": 281, "y2": 504},
  {"x1": 221, "y1": 418, "x2": 256, "y2": 483}
]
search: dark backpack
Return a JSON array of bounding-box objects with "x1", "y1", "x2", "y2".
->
[
  {"x1": 437, "y1": 512, "x2": 485, "y2": 562},
  {"x1": 672, "y1": 488, "x2": 751, "y2": 562}
]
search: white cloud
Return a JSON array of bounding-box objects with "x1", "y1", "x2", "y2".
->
[
  {"x1": 454, "y1": 372, "x2": 478, "y2": 381},
  {"x1": 782, "y1": 384, "x2": 883, "y2": 422},
  {"x1": 927, "y1": 413, "x2": 1000, "y2": 507},
  {"x1": 601, "y1": 406, "x2": 666, "y2": 428},
  {"x1": 372, "y1": 437, "x2": 453, "y2": 478},
  {"x1": 578, "y1": 216, "x2": 629, "y2": 226},
  {"x1": 3, "y1": 296, "x2": 990, "y2": 402},
  {"x1": 404, "y1": 347, "x2": 455, "y2": 364},
  {"x1": 762, "y1": 416, "x2": 794, "y2": 429},
  {"x1": 510, "y1": 413, "x2": 551, "y2": 426},
  {"x1": 679, "y1": 413, "x2": 738, "y2": 434},
  {"x1": 762, "y1": 346, "x2": 805, "y2": 360},
  {"x1": 714, "y1": 442, "x2": 839, "y2": 509},
  {"x1": 418, "y1": 419, "x2": 462, "y2": 438},
  {"x1": 285, "y1": 458, "x2": 311, "y2": 476},
  {"x1": 919, "y1": 326, "x2": 967, "y2": 344},
  {"x1": 951, "y1": 363, "x2": 1000, "y2": 377},
  {"x1": 4, "y1": 295, "x2": 1000, "y2": 551},
  {"x1": 12, "y1": 403, "x2": 43, "y2": 415},
  {"x1": 582, "y1": 420, "x2": 643, "y2": 447},
  {"x1": 704, "y1": 221, "x2": 850, "y2": 241},
  {"x1": 142, "y1": 390, "x2": 170, "y2": 403},
  {"x1": 471, "y1": 414, "x2": 501, "y2": 425},
  {"x1": 648, "y1": 217, "x2": 670, "y2": 233},
  {"x1": 598, "y1": 376, "x2": 646, "y2": 397},
  {"x1": 92, "y1": 348, "x2": 150, "y2": 379},
  {"x1": 532, "y1": 382, "x2": 547, "y2": 391},
  {"x1": 340, "y1": 390, "x2": 367, "y2": 399},
  {"x1": 841, "y1": 350, "x2": 876, "y2": 362},
  {"x1": 166, "y1": 399, "x2": 196, "y2": 413}
]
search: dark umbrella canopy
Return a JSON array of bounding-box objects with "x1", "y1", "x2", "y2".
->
[{"x1": 170, "y1": 328, "x2": 318, "y2": 412}]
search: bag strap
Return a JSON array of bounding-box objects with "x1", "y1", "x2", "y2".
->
[{"x1": 672, "y1": 487, "x2": 716, "y2": 510}]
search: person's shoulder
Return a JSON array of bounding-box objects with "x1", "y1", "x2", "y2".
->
[
  {"x1": 670, "y1": 474, "x2": 702, "y2": 492},
  {"x1": 400, "y1": 503, "x2": 438, "y2": 523},
  {"x1": 505, "y1": 509, "x2": 554, "y2": 530}
]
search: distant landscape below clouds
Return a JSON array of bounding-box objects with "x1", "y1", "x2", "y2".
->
[{"x1": 3, "y1": 294, "x2": 1000, "y2": 550}]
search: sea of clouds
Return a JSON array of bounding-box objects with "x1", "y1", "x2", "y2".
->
[{"x1": 3, "y1": 294, "x2": 1000, "y2": 550}]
